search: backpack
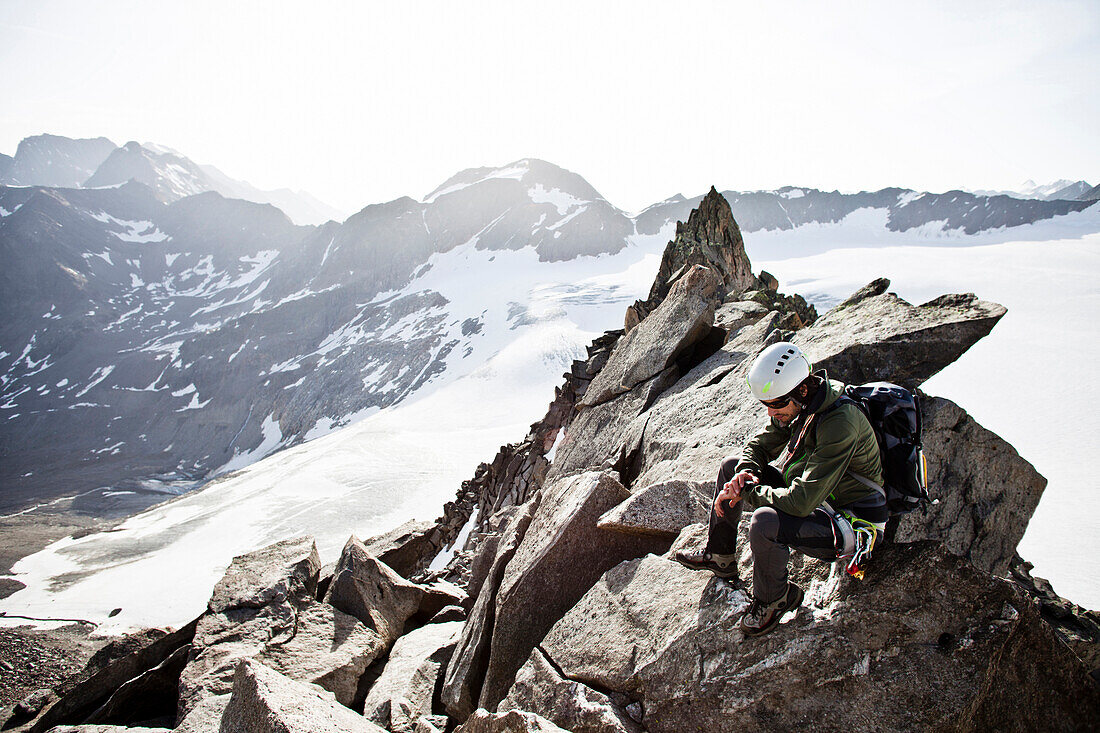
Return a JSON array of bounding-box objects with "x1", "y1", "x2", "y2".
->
[{"x1": 833, "y1": 382, "x2": 929, "y2": 516}]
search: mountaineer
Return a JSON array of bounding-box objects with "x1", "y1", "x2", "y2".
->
[{"x1": 675, "y1": 341, "x2": 888, "y2": 636}]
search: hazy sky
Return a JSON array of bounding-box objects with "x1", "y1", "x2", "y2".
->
[{"x1": 2, "y1": 1, "x2": 1097, "y2": 214}]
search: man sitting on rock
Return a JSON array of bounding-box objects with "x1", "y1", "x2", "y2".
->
[{"x1": 675, "y1": 342, "x2": 888, "y2": 636}]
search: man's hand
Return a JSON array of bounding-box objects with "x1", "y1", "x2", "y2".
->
[{"x1": 714, "y1": 470, "x2": 756, "y2": 517}]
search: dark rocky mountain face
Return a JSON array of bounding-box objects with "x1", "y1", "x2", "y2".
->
[
  {"x1": 1, "y1": 134, "x2": 117, "y2": 188},
  {"x1": 0, "y1": 160, "x2": 645, "y2": 515}
]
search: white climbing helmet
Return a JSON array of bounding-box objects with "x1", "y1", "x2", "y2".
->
[{"x1": 746, "y1": 342, "x2": 812, "y2": 402}]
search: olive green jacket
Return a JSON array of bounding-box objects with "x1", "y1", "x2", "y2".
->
[{"x1": 736, "y1": 376, "x2": 883, "y2": 517}]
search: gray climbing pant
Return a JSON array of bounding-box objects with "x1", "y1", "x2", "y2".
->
[{"x1": 707, "y1": 457, "x2": 839, "y2": 603}]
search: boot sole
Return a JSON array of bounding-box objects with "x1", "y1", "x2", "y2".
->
[{"x1": 673, "y1": 555, "x2": 738, "y2": 579}]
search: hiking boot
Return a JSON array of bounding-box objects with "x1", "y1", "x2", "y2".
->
[
  {"x1": 673, "y1": 549, "x2": 738, "y2": 579},
  {"x1": 739, "y1": 582, "x2": 804, "y2": 637}
]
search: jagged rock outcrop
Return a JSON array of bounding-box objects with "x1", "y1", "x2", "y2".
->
[
  {"x1": 1009, "y1": 555, "x2": 1100, "y2": 676},
  {"x1": 424, "y1": 194, "x2": 819, "y2": 588},
  {"x1": 625, "y1": 186, "x2": 757, "y2": 328},
  {"x1": 177, "y1": 537, "x2": 385, "y2": 719},
  {"x1": 552, "y1": 279, "x2": 1005, "y2": 496}
]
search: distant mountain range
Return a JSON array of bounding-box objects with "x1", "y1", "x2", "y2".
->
[
  {"x1": 968, "y1": 178, "x2": 1096, "y2": 202},
  {"x1": 1, "y1": 139, "x2": 1098, "y2": 516},
  {"x1": 0, "y1": 134, "x2": 345, "y2": 225}
]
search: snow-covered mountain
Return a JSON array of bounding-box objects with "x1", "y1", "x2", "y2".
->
[
  {"x1": 1, "y1": 134, "x2": 117, "y2": 188},
  {"x1": 0, "y1": 160, "x2": 657, "y2": 516},
  {"x1": 3, "y1": 156, "x2": 1099, "y2": 524},
  {"x1": 0, "y1": 135, "x2": 345, "y2": 225},
  {"x1": 970, "y1": 179, "x2": 1094, "y2": 201},
  {"x1": 84, "y1": 141, "x2": 213, "y2": 200}
]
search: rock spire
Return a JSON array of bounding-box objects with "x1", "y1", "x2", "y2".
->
[{"x1": 626, "y1": 186, "x2": 757, "y2": 329}]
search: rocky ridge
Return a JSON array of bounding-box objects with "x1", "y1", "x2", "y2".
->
[{"x1": 4, "y1": 189, "x2": 1099, "y2": 732}]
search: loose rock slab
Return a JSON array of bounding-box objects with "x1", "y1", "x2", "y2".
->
[
  {"x1": 597, "y1": 480, "x2": 710, "y2": 539},
  {"x1": 478, "y1": 471, "x2": 668, "y2": 710},
  {"x1": 443, "y1": 498, "x2": 540, "y2": 719},
  {"x1": 499, "y1": 647, "x2": 641, "y2": 733},
  {"x1": 364, "y1": 519, "x2": 441, "y2": 578},
  {"x1": 580, "y1": 264, "x2": 719, "y2": 408},
  {"x1": 323, "y1": 535, "x2": 424, "y2": 642},
  {"x1": 179, "y1": 536, "x2": 385, "y2": 718},
  {"x1": 455, "y1": 709, "x2": 570, "y2": 733},
  {"x1": 362, "y1": 620, "x2": 463, "y2": 732},
  {"x1": 208, "y1": 536, "x2": 320, "y2": 614},
  {"x1": 221, "y1": 658, "x2": 387, "y2": 733}
]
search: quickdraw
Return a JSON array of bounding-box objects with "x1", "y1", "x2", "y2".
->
[
  {"x1": 845, "y1": 524, "x2": 877, "y2": 580},
  {"x1": 830, "y1": 508, "x2": 879, "y2": 581}
]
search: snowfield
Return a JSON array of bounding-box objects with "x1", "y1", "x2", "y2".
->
[{"x1": 2, "y1": 206, "x2": 1098, "y2": 633}]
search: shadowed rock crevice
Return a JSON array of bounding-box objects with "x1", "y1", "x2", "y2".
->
[
  {"x1": 612, "y1": 418, "x2": 650, "y2": 492},
  {"x1": 442, "y1": 497, "x2": 541, "y2": 719},
  {"x1": 672, "y1": 325, "x2": 727, "y2": 377}
]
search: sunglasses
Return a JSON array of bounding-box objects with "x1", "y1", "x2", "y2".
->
[{"x1": 761, "y1": 395, "x2": 795, "y2": 409}]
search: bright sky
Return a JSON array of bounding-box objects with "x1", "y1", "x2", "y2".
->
[{"x1": 1, "y1": 1, "x2": 1097, "y2": 214}]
